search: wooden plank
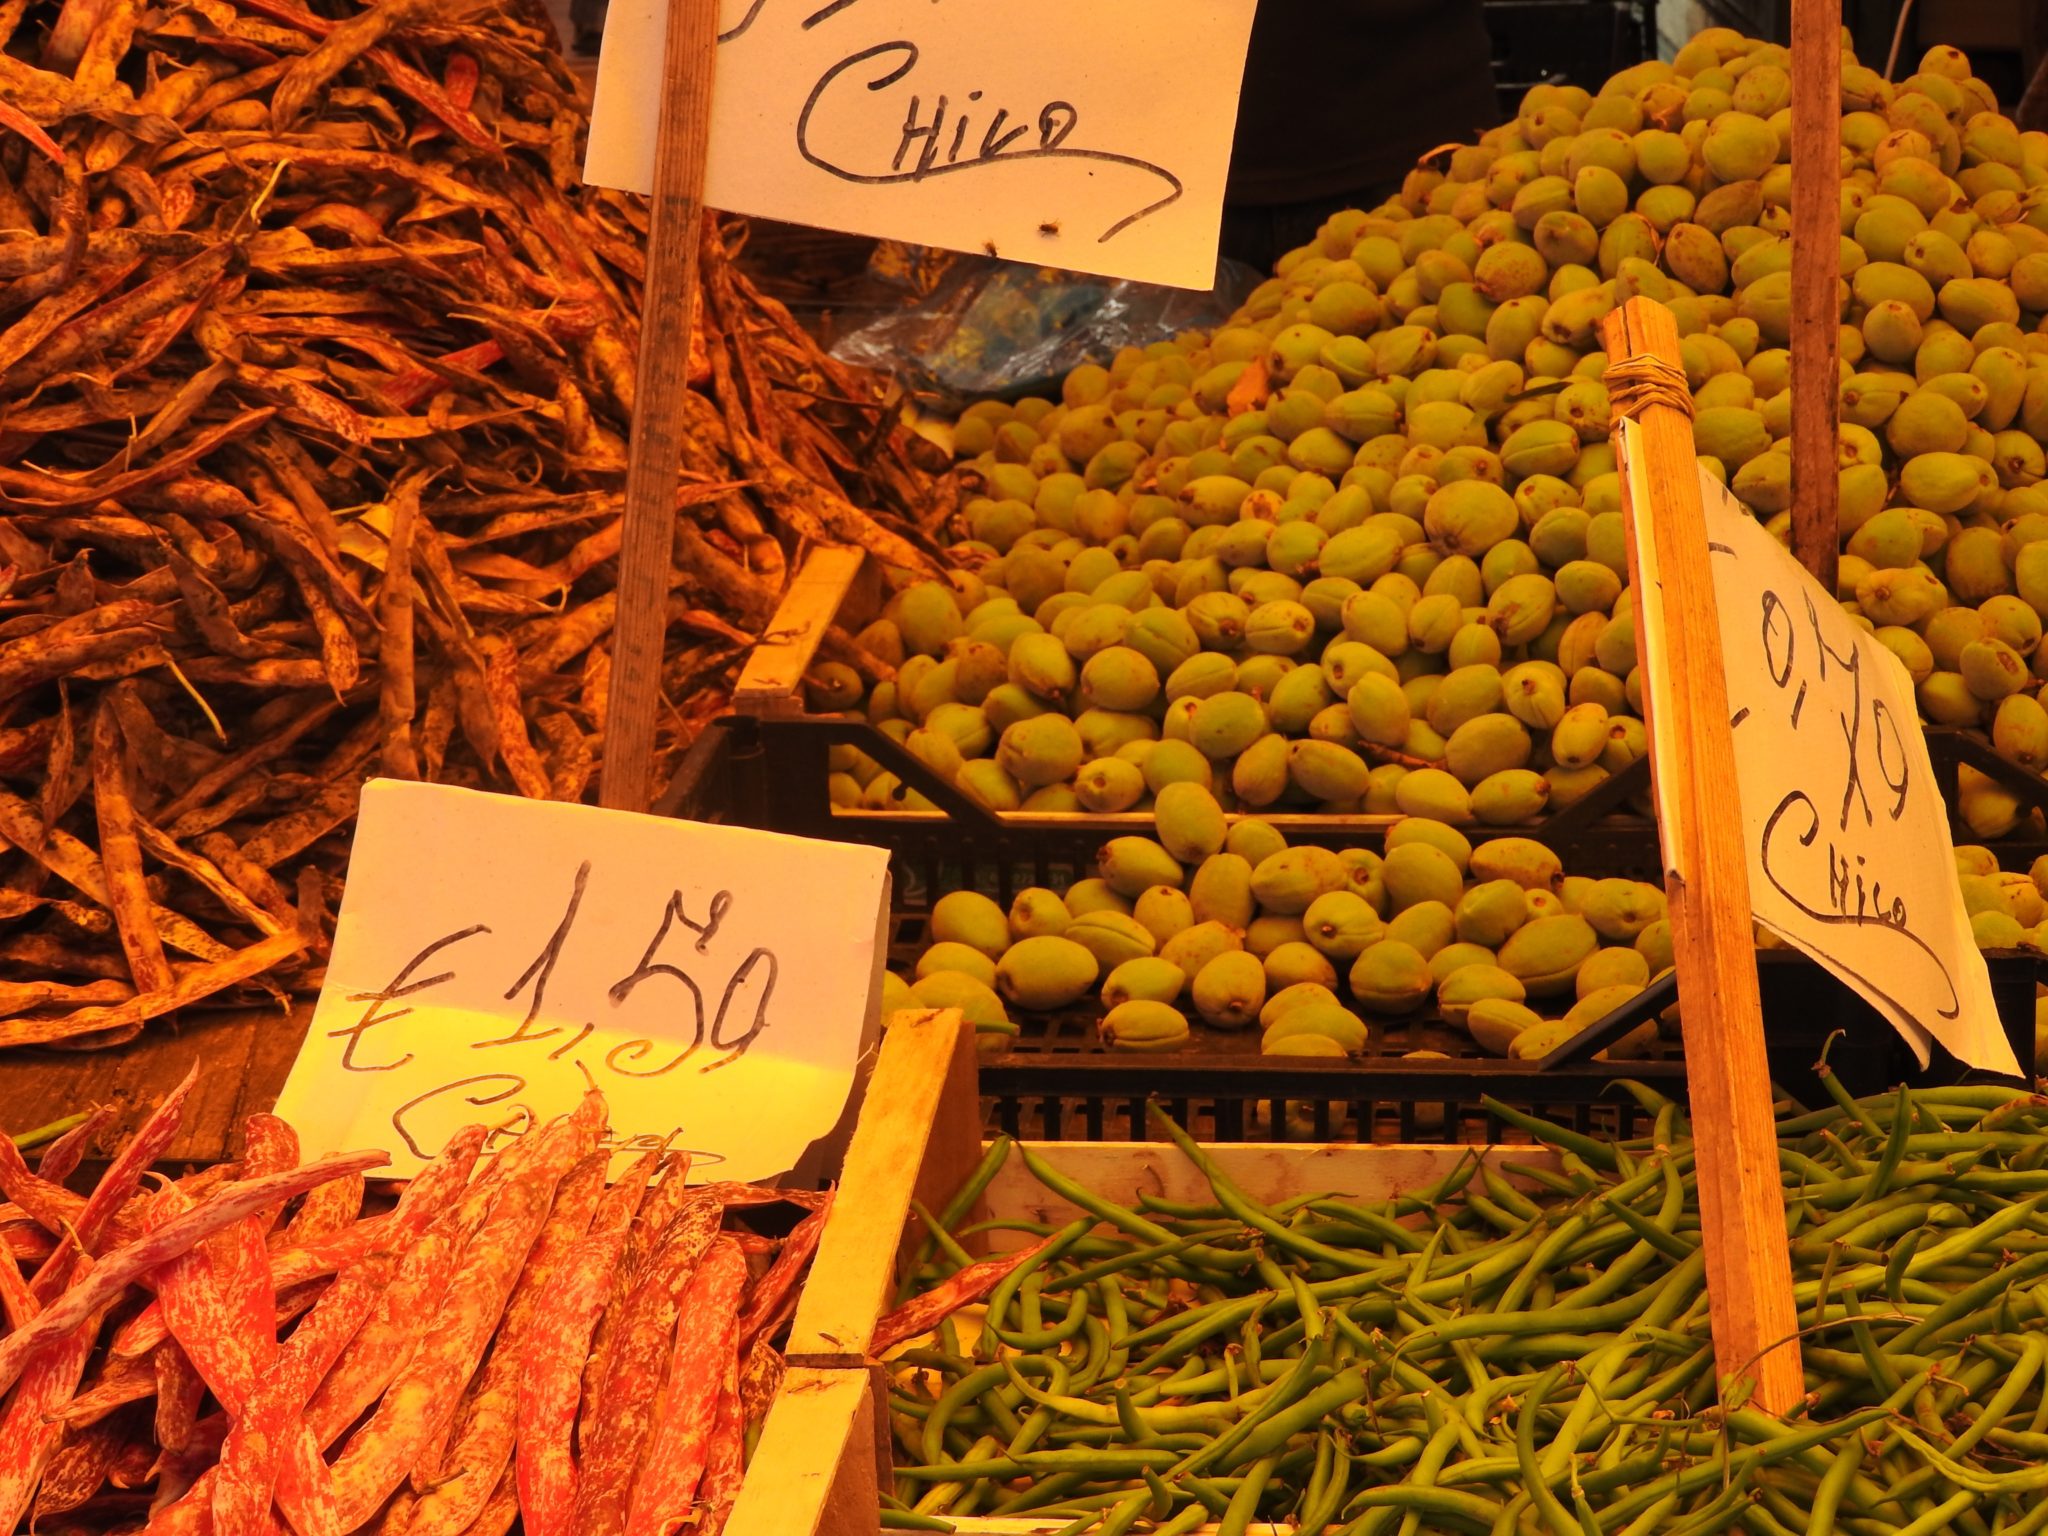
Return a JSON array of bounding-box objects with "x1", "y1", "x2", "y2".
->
[
  {"x1": 723, "y1": 1367, "x2": 878, "y2": 1536},
  {"x1": 983, "y1": 1141, "x2": 1557, "y2": 1226},
  {"x1": 1601, "y1": 297, "x2": 1805, "y2": 1416},
  {"x1": 734, "y1": 546, "x2": 869, "y2": 717},
  {"x1": 0, "y1": 1005, "x2": 311, "y2": 1166},
  {"x1": 598, "y1": 0, "x2": 721, "y2": 812},
  {"x1": 1790, "y1": 0, "x2": 1843, "y2": 593},
  {"x1": 788, "y1": 1008, "x2": 977, "y2": 1364}
]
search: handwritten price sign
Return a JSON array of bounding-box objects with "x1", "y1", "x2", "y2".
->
[
  {"x1": 1623, "y1": 423, "x2": 2018, "y2": 1074},
  {"x1": 583, "y1": 0, "x2": 1259, "y2": 290},
  {"x1": 275, "y1": 781, "x2": 892, "y2": 1180}
]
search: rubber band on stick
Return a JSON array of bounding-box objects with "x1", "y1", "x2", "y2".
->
[{"x1": 1604, "y1": 353, "x2": 1694, "y2": 421}]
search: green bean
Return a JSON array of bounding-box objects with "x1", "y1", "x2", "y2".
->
[
  {"x1": 1344, "y1": 1486, "x2": 1507, "y2": 1525},
  {"x1": 987, "y1": 1469, "x2": 1090, "y2": 1516},
  {"x1": 1860, "y1": 1085, "x2": 1914, "y2": 1201},
  {"x1": 1500, "y1": 1158, "x2": 1591, "y2": 1200},
  {"x1": 1497, "y1": 1211, "x2": 1589, "y2": 1315},
  {"x1": 1226, "y1": 1365, "x2": 1369, "y2": 1469},
  {"x1": 897, "y1": 1447, "x2": 1182, "y2": 1480},
  {"x1": 1602, "y1": 1187, "x2": 1697, "y2": 1261},
  {"x1": 1989, "y1": 1485, "x2": 2048, "y2": 1536},
  {"x1": 908, "y1": 1197, "x2": 979, "y2": 1274},
  {"x1": 1464, "y1": 1192, "x2": 1535, "y2": 1235},
  {"x1": 1515, "y1": 1368, "x2": 1586, "y2": 1536},
  {"x1": 1218, "y1": 1452, "x2": 1278, "y2": 1536},
  {"x1": 1479, "y1": 1161, "x2": 1547, "y2": 1221},
  {"x1": 882, "y1": 1083, "x2": 2048, "y2": 1536},
  {"x1": 1297, "y1": 1441, "x2": 1353, "y2": 1536},
  {"x1": 1170, "y1": 1341, "x2": 1334, "y2": 1479},
  {"x1": 1814, "y1": 1048, "x2": 1885, "y2": 1140},
  {"x1": 920, "y1": 1364, "x2": 1009, "y2": 1466},
  {"x1": 1894, "y1": 1251, "x2": 2048, "y2": 1352},
  {"x1": 1307, "y1": 1196, "x2": 1428, "y2": 1253},
  {"x1": 981, "y1": 1216, "x2": 1092, "y2": 1346},
  {"x1": 1045, "y1": 1225, "x2": 1243, "y2": 1292},
  {"x1": 1018, "y1": 1145, "x2": 1249, "y2": 1272},
  {"x1": 878, "y1": 1511, "x2": 956, "y2": 1532},
  {"x1": 1892, "y1": 1489, "x2": 1980, "y2": 1536},
  {"x1": 1152, "y1": 1109, "x2": 1397, "y2": 1269},
  {"x1": 1740, "y1": 1493, "x2": 1806, "y2": 1536},
  {"x1": 1572, "y1": 1479, "x2": 1610, "y2": 1536},
  {"x1": 1057, "y1": 1488, "x2": 1149, "y2": 1536},
  {"x1": 1482, "y1": 1098, "x2": 1622, "y2": 1171},
  {"x1": 1949, "y1": 1335, "x2": 2046, "y2": 1462},
  {"x1": 987, "y1": 1279, "x2": 1092, "y2": 1351},
  {"x1": 1616, "y1": 1489, "x2": 1682, "y2": 1536},
  {"x1": 908, "y1": 1431, "x2": 1001, "y2": 1517}
]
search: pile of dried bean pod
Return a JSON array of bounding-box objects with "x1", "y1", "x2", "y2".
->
[
  {"x1": 0, "y1": 1068, "x2": 828, "y2": 1536},
  {"x1": 0, "y1": 0, "x2": 945, "y2": 1048},
  {"x1": 881, "y1": 1082, "x2": 2048, "y2": 1535}
]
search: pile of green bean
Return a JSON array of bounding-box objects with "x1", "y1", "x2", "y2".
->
[{"x1": 881, "y1": 1079, "x2": 2048, "y2": 1536}]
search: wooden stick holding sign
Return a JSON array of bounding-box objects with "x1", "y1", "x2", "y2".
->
[
  {"x1": 598, "y1": 0, "x2": 721, "y2": 812},
  {"x1": 1789, "y1": 0, "x2": 1843, "y2": 594},
  {"x1": 1600, "y1": 298, "x2": 1804, "y2": 1415}
]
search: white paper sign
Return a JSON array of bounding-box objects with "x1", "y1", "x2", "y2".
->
[
  {"x1": 583, "y1": 0, "x2": 1259, "y2": 290},
  {"x1": 275, "y1": 781, "x2": 892, "y2": 1180},
  {"x1": 1620, "y1": 420, "x2": 2018, "y2": 1075}
]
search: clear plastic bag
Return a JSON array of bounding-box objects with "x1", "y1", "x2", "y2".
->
[{"x1": 830, "y1": 254, "x2": 1260, "y2": 411}]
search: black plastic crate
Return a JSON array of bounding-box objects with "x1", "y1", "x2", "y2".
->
[
  {"x1": 677, "y1": 711, "x2": 1667, "y2": 876},
  {"x1": 664, "y1": 715, "x2": 2041, "y2": 1142}
]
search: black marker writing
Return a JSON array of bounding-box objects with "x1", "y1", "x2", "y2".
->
[
  {"x1": 1759, "y1": 791, "x2": 1959, "y2": 1020},
  {"x1": 476, "y1": 860, "x2": 591, "y2": 1050},
  {"x1": 332, "y1": 924, "x2": 492, "y2": 1072},
  {"x1": 1871, "y1": 698, "x2": 1910, "y2": 820},
  {"x1": 391, "y1": 1073, "x2": 531, "y2": 1159},
  {"x1": 797, "y1": 43, "x2": 1182, "y2": 243},
  {"x1": 603, "y1": 890, "x2": 776, "y2": 1075}
]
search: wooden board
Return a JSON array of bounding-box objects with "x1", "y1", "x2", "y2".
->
[
  {"x1": 597, "y1": 0, "x2": 720, "y2": 811},
  {"x1": 788, "y1": 1007, "x2": 980, "y2": 1365},
  {"x1": 725, "y1": 1368, "x2": 880, "y2": 1536},
  {"x1": 734, "y1": 546, "x2": 870, "y2": 717},
  {"x1": 1789, "y1": 0, "x2": 1843, "y2": 591},
  {"x1": 0, "y1": 1004, "x2": 312, "y2": 1166},
  {"x1": 983, "y1": 1140, "x2": 1554, "y2": 1227},
  {"x1": 1602, "y1": 297, "x2": 1805, "y2": 1416}
]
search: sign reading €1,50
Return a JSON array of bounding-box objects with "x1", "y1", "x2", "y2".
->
[
  {"x1": 1621, "y1": 419, "x2": 2020, "y2": 1077},
  {"x1": 582, "y1": 0, "x2": 1261, "y2": 291},
  {"x1": 274, "y1": 781, "x2": 893, "y2": 1182}
]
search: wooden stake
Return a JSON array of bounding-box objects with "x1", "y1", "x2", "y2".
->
[
  {"x1": 733, "y1": 546, "x2": 867, "y2": 719},
  {"x1": 788, "y1": 1008, "x2": 980, "y2": 1367},
  {"x1": 721, "y1": 1367, "x2": 878, "y2": 1536},
  {"x1": 598, "y1": 0, "x2": 720, "y2": 812},
  {"x1": 1602, "y1": 298, "x2": 1805, "y2": 1416},
  {"x1": 1790, "y1": 0, "x2": 1843, "y2": 595}
]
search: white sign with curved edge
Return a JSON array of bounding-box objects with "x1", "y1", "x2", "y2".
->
[
  {"x1": 275, "y1": 780, "x2": 892, "y2": 1180},
  {"x1": 584, "y1": 0, "x2": 1259, "y2": 290},
  {"x1": 1622, "y1": 419, "x2": 2017, "y2": 1075}
]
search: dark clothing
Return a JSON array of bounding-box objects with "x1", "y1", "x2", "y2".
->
[
  {"x1": 1218, "y1": 185, "x2": 1398, "y2": 276},
  {"x1": 1224, "y1": 0, "x2": 1500, "y2": 207}
]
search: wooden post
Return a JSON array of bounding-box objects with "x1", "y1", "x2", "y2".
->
[
  {"x1": 721, "y1": 1367, "x2": 878, "y2": 1536},
  {"x1": 733, "y1": 546, "x2": 867, "y2": 719},
  {"x1": 1790, "y1": 0, "x2": 1843, "y2": 595},
  {"x1": 597, "y1": 0, "x2": 720, "y2": 812},
  {"x1": 788, "y1": 1009, "x2": 981, "y2": 1366},
  {"x1": 1602, "y1": 298, "x2": 1805, "y2": 1416}
]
